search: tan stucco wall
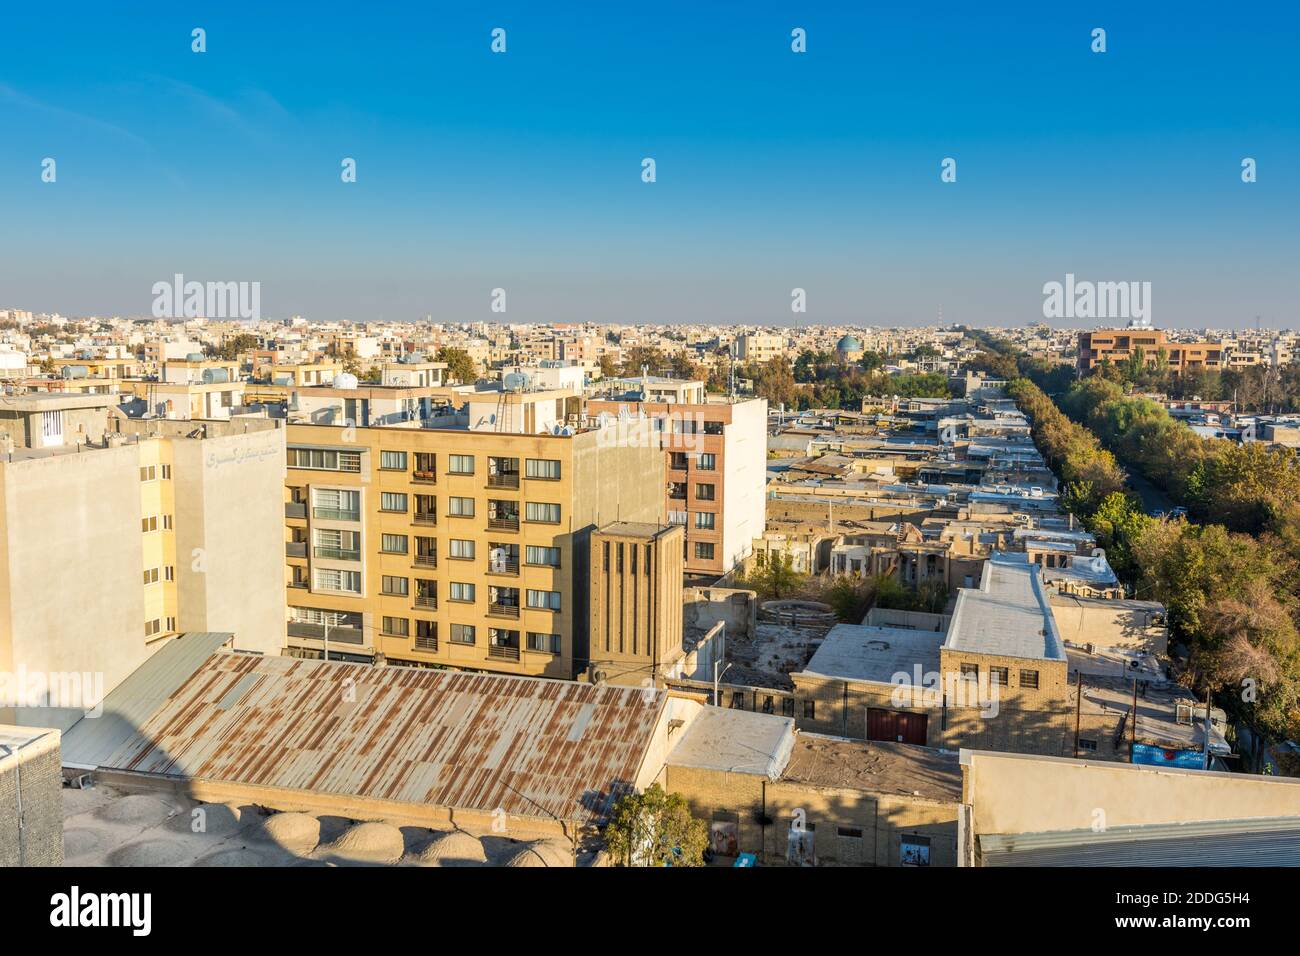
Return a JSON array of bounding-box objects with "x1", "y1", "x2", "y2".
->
[
  {"x1": 964, "y1": 749, "x2": 1300, "y2": 837},
  {"x1": 172, "y1": 426, "x2": 287, "y2": 656},
  {"x1": 0, "y1": 444, "x2": 148, "y2": 692}
]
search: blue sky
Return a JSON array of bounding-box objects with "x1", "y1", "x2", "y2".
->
[{"x1": 1, "y1": 1, "x2": 1296, "y2": 326}]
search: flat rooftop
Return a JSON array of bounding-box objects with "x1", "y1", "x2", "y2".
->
[
  {"x1": 780, "y1": 733, "x2": 961, "y2": 802},
  {"x1": 798, "y1": 624, "x2": 943, "y2": 685},
  {"x1": 0, "y1": 391, "x2": 120, "y2": 412},
  {"x1": 598, "y1": 521, "x2": 680, "y2": 541},
  {"x1": 665, "y1": 707, "x2": 795, "y2": 779},
  {"x1": 1081, "y1": 676, "x2": 1231, "y2": 754},
  {"x1": 944, "y1": 552, "x2": 1067, "y2": 662}
]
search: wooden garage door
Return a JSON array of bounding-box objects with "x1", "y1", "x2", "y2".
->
[{"x1": 867, "y1": 708, "x2": 928, "y2": 746}]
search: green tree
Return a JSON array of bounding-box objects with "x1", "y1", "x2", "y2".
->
[
  {"x1": 620, "y1": 346, "x2": 666, "y2": 377},
  {"x1": 436, "y1": 347, "x2": 478, "y2": 385},
  {"x1": 754, "y1": 356, "x2": 798, "y2": 410},
  {"x1": 745, "y1": 552, "x2": 805, "y2": 599},
  {"x1": 604, "y1": 784, "x2": 709, "y2": 867}
]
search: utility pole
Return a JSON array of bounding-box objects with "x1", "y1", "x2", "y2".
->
[
  {"x1": 1202, "y1": 687, "x2": 1213, "y2": 770},
  {"x1": 713, "y1": 660, "x2": 732, "y2": 707},
  {"x1": 1130, "y1": 677, "x2": 1138, "y2": 762},
  {"x1": 1073, "y1": 670, "x2": 1082, "y2": 759}
]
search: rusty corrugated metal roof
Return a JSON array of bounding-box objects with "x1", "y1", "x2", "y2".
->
[{"x1": 100, "y1": 653, "x2": 665, "y2": 824}]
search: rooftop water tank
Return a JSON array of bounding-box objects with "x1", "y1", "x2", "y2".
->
[{"x1": 334, "y1": 372, "x2": 359, "y2": 389}]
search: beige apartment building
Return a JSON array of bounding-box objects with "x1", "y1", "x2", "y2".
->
[
  {"x1": 283, "y1": 416, "x2": 664, "y2": 679},
  {"x1": 0, "y1": 394, "x2": 286, "y2": 701},
  {"x1": 735, "y1": 332, "x2": 785, "y2": 364},
  {"x1": 587, "y1": 379, "x2": 766, "y2": 579}
]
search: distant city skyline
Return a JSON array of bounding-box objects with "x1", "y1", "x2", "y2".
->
[{"x1": 1, "y1": 2, "x2": 1296, "y2": 327}]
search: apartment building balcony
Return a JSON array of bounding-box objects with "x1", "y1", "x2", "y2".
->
[
  {"x1": 413, "y1": 454, "x2": 436, "y2": 483},
  {"x1": 413, "y1": 554, "x2": 437, "y2": 568},
  {"x1": 286, "y1": 541, "x2": 307, "y2": 558},
  {"x1": 487, "y1": 472, "x2": 520, "y2": 489},
  {"x1": 287, "y1": 621, "x2": 363, "y2": 645},
  {"x1": 486, "y1": 558, "x2": 519, "y2": 576},
  {"x1": 413, "y1": 512, "x2": 438, "y2": 526},
  {"x1": 314, "y1": 546, "x2": 361, "y2": 561},
  {"x1": 314, "y1": 507, "x2": 360, "y2": 522},
  {"x1": 488, "y1": 602, "x2": 521, "y2": 619},
  {"x1": 487, "y1": 516, "x2": 519, "y2": 532},
  {"x1": 488, "y1": 644, "x2": 521, "y2": 662},
  {"x1": 285, "y1": 502, "x2": 307, "y2": 519}
]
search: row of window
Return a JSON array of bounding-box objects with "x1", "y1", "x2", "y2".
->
[
  {"x1": 666, "y1": 510, "x2": 716, "y2": 530},
  {"x1": 378, "y1": 619, "x2": 560, "y2": 654},
  {"x1": 313, "y1": 567, "x2": 561, "y2": 613},
  {"x1": 373, "y1": 492, "x2": 561, "y2": 524},
  {"x1": 288, "y1": 447, "x2": 362, "y2": 472},
  {"x1": 305, "y1": 487, "x2": 564, "y2": 526},
  {"x1": 141, "y1": 514, "x2": 173, "y2": 533},
  {"x1": 669, "y1": 452, "x2": 717, "y2": 470},
  {"x1": 656, "y1": 418, "x2": 724, "y2": 435},
  {"x1": 957, "y1": 663, "x2": 1039, "y2": 689},
  {"x1": 375, "y1": 534, "x2": 561, "y2": 567},
  {"x1": 142, "y1": 566, "x2": 176, "y2": 585},
  {"x1": 668, "y1": 482, "x2": 716, "y2": 500},
  {"x1": 293, "y1": 447, "x2": 563, "y2": 481},
  {"x1": 144, "y1": 616, "x2": 176, "y2": 638},
  {"x1": 139, "y1": 464, "x2": 172, "y2": 481}
]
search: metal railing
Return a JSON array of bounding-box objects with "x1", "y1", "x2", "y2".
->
[
  {"x1": 285, "y1": 542, "x2": 307, "y2": 558},
  {"x1": 487, "y1": 559, "x2": 519, "y2": 575},
  {"x1": 313, "y1": 507, "x2": 360, "y2": 521},
  {"x1": 488, "y1": 644, "x2": 521, "y2": 661},
  {"x1": 487, "y1": 473, "x2": 520, "y2": 489},
  {"x1": 285, "y1": 502, "x2": 307, "y2": 518},
  {"x1": 414, "y1": 512, "x2": 438, "y2": 526},
  {"x1": 488, "y1": 602, "x2": 520, "y2": 619},
  {"x1": 488, "y1": 516, "x2": 519, "y2": 532},
  {"x1": 415, "y1": 593, "x2": 437, "y2": 609},
  {"x1": 414, "y1": 554, "x2": 437, "y2": 568},
  {"x1": 314, "y1": 546, "x2": 360, "y2": 561},
  {"x1": 287, "y1": 621, "x2": 363, "y2": 644}
]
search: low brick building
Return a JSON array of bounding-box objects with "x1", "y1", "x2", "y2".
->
[
  {"x1": 662, "y1": 708, "x2": 960, "y2": 866},
  {"x1": 0, "y1": 726, "x2": 64, "y2": 867}
]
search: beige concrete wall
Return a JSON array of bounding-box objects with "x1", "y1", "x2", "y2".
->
[
  {"x1": 1051, "y1": 599, "x2": 1167, "y2": 655},
  {"x1": 721, "y1": 398, "x2": 767, "y2": 574},
  {"x1": 964, "y1": 749, "x2": 1300, "y2": 837},
  {"x1": 0, "y1": 444, "x2": 148, "y2": 692},
  {"x1": 172, "y1": 426, "x2": 287, "y2": 656}
]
